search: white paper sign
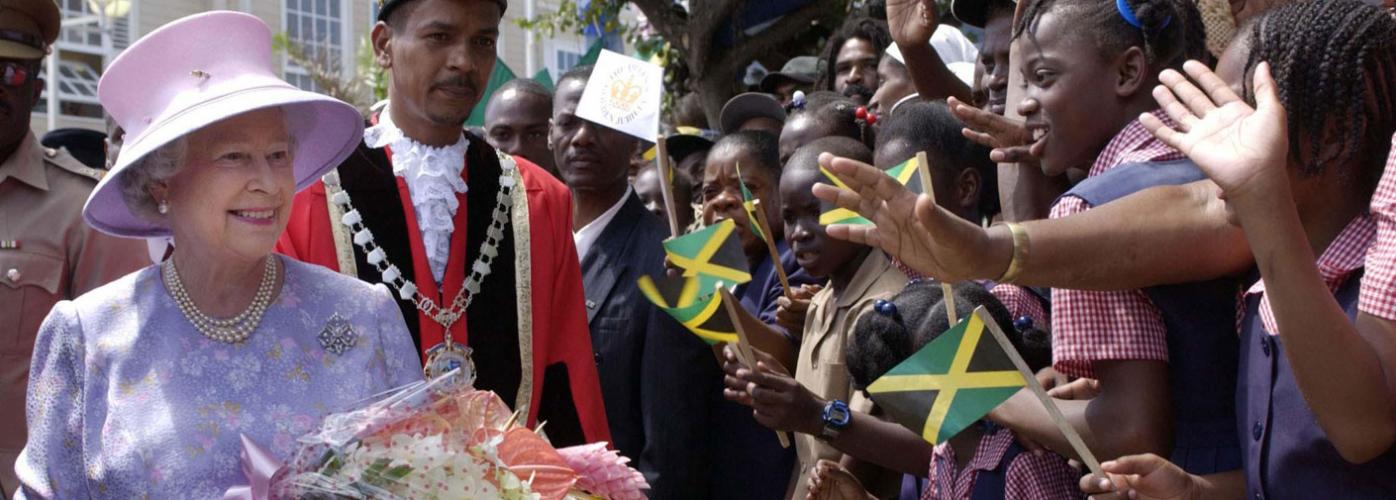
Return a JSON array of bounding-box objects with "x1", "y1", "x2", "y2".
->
[{"x1": 575, "y1": 49, "x2": 663, "y2": 141}]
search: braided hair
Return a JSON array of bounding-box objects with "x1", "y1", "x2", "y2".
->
[
  {"x1": 847, "y1": 282, "x2": 1051, "y2": 390},
  {"x1": 787, "y1": 94, "x2": 877, "y2": 152},
  {"x1": 1244, "y1": 0, "x2": 1396, "y2": 194},
  {"x1": 816, "y1": 15, "x2": 893, "y2": 92},
  {"x1": 1013, "y1": 0, "x2": 1210, "y2": 72}
]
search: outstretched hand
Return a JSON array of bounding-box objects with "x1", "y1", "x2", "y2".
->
[
  {"x1": 1078, "y1": 454, "x2": 1199, "y2": 500},
  {"x1": 949, "y1": 97, "x2": 1043, "y2": 164},
  {"x1": 885, "y1": 0, "x2": 940, "y2": 47},
  {"x1": 811, "y1": 152, "x2": 1003, "y2": 283},
  {"x1": 1141, "y1": 60, "x2": 1289, "y2": 206}
]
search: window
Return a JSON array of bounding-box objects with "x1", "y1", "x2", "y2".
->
[
  {"x1": 58, "y1": 0, "x2": 132, "y2": 50},
  {"x1": 36, "y1": 0, "x2": 134, "y2": 119},
  {"x1": 555, "y1": 50, "x2": 582, "y2": 73},
  {"x1": 546, "y1": 39, "x2": 585, "y2": 81},
  {"x1": 284, "y1": 0, "x2": 346, "y2": 92}
]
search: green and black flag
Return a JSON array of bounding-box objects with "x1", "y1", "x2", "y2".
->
[
  {"x1": 819, "y1": 152, "x2": 931, "y2": 226},
  {"x1": 736, "y1": 163, "x2": 767, "y2": 242},
  {"x1": 636, "y1": 273, "x2": 739, "y2": 345},
  {"x1": 867, "y1": 309, "x2": 1026, "y2": 444},
  {"x1": 662, "y1": 219, "x2": 752, "y2": 293},
  {"x1": 885, "y1": 154, "x2": 927, "y2": 196}
]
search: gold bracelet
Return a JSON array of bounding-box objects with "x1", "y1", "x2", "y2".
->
[{"x1": 996, "y1": 222, "x2": 1030, "y2": 284}]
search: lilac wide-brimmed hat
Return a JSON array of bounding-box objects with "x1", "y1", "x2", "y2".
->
[{"x1": 85, "y1": 11, "x2": 364, "y2": 238}]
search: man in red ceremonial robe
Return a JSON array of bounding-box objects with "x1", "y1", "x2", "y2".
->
[{"x1": 276, "y1": 0, "x2": 609, "y2": 447}]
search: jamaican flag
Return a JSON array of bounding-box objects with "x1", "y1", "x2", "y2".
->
[
  {"x1": 819, "y1": 153, "x2": 929, "y2": 226},
  {"x1": 886, "y1": 154, "x2": 927, "y2": 196},
  {"x1": 663, "y1": 219, "x2": 752, "y2": 292},
  {"x1": 637, "y1": 273, "x2": 738, "y2": 345},
  {"x1": 736, "y1": 163, "x2": 766, "y2": 242},
  {"x1": 867, "y1": 308, "x2": 1026, "y2": 444},
  {"x1": 818, "y1": 165, "x2": 873, "y2": 226}
]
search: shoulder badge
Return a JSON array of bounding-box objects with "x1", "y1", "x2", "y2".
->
[{"x1": 45, "y1": 147, "x2": 105, "y2": 182}]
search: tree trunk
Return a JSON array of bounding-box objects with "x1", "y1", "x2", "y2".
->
[
  {"x1": 694, "y1": 69, "x2": 737, "y2": 130},
  {"x1": 629, "y1": 0, "x2": 848, "y2": 130}
]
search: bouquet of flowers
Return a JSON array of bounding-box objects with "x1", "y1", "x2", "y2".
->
[{"x1": 264, "y1": 373, "x2": 647, "y2": 499}]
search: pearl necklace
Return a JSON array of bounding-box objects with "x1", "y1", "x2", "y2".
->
[
  {"x1": 323, "y1": 149, "x2": 518, "y2": 331},
  {"x1": 162, "y1": 255, "x2": 278, "y2": 344}
]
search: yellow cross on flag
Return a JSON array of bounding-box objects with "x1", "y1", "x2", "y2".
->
[
  {"x1": 662, "y1": 219, "x2": 752, "y2": 293},
  {"x1": 867, "y1": 308, "x2": 1026, "y2": 444}
]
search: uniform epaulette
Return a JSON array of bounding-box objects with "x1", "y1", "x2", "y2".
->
[{"x1": 44, "y1": 147, "x2": 105, "y2": 181}]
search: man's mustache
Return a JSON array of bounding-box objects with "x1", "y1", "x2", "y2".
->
[
  {"x1": 842, "y1": 83, "x2": 874, "y2": 100},
  {"x1": 432, "y1": 75, "x2": 479, "y2": 95}
]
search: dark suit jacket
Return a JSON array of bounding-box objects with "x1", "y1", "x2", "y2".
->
[{"x1": 580, "y1": 193, "x2": 722, "y2": 499}]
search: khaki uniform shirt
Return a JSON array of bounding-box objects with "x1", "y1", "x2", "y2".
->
[
  {"x1": 0, "y1": 132, "x2": 148, "y2": 491},
  {"x1": 791, "y1": 250, "x2": 907, "y2": 499}
]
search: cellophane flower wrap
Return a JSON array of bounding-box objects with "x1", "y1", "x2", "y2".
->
[{"x1": 272, "y1": 373, "x2": 648, "y2": 499}]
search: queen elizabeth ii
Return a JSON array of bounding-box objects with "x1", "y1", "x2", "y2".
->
[{"x1": 14, "y1": 12, "x2": 422, "y2": 498}]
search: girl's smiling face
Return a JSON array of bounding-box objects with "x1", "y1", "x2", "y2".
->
[{"x1": 1019, "y1": 9, "x2": 1148, "y2": 176}]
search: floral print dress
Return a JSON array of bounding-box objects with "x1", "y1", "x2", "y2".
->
[{"x1": 14, "y1": 256, "x2": 422, "y2": 498}]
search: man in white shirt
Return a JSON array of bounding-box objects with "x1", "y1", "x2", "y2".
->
[{"x1": 550, "y1": 64, "x2": 723, "y2": 498}]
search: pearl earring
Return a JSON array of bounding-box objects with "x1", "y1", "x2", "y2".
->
[{"x1": 158, "y1": 200, "x2": 169, "y2": 215}]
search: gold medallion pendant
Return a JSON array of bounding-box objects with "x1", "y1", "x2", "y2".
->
[{"x1": 423, "y1": 341, "x2": 476, "y2": 388}]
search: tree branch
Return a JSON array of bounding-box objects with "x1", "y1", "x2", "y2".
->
[
  {"x1": 631, "y1": 0, "x2": 690, "y2": 54},
  {"x1": 709, "y1": 0, "x2": 839, "y2": 80}
]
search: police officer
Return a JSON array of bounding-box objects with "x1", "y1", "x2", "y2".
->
[{"x1": 0, "y1": 0, "x2": 148, "y2": 492}]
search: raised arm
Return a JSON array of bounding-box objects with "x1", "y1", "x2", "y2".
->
[
  {"x1": 885, "y1": 0, "x2": 973, "y2": 103},
  {"x1": 1143, "y1": 60, "x2": 1396, "y2": 463},
  {"x1": 811, "y1": 153, "x2": 1252, "y2": 290}
]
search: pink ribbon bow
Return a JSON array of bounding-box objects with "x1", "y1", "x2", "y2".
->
[{"x1": 222, "y1": 434, "x2": 284, "y2": 500}]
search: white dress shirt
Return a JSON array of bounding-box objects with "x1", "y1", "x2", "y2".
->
[{"x1": 573, "y1": 187, "x2": 633, "y2": 262}]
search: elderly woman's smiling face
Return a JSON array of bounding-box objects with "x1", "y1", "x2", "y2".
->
[{"x1": 155, "y1": 108, "x2": 295, "y2": 262}]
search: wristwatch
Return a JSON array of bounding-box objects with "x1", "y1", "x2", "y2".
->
[{"x1": 819, "y1": 399, "x2": 852, "y2": 441}]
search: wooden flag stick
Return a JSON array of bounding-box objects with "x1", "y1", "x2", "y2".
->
[
  {"x1": 942, "y1": 284, "x2": 959, "y2": 325},
  {"x1": 976, "y1": 306, "x2": 1104, "y2": 476},
  {"x1": 751, "y1": 199, "x2": 794, "y2": 298},
  {"x1": 913, "y1": 151, "x2": 960, "y2": 324},
  {"x1": 719, "y1": 287, "x2": 793, "y2": 448},
  {"x1": 654, "y1": 135, "x2": 682, "y2": 237}
]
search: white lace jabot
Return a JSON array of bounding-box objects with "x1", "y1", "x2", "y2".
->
[{"x1": 364, "y1": 105, "x2": 468, "y2": 284}]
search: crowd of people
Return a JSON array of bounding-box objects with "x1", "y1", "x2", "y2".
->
[{"x1": 2, "y1": 0, "x2": 1395, "y2": 498}]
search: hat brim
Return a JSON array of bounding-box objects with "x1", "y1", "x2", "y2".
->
[
  {"x1": 0, "y1": 40, "x2": 43, "y2": 59},
  {"x1": 85, "y1": 84, "x2": 364, "y2": 238},
  {"x1": 665, "y1": 134, "x2": 715, "y2": 164},
  {"x1": 952, "y1": 0, "x2": 1016, "y2": 28},
  {"x1": 719, "y1": 93, "x2": 788, "y2": 134},
  {"x1": 759, "y1": 72, "x2": 815, "y2": 93}
]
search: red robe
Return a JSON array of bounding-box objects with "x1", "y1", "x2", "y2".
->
[{"x1": 277, "y1": 148, "x2": 610, "y2": 445}]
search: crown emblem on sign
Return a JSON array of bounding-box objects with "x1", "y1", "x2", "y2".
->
[{"x1": 607, "y1": 75, "x2": 644, "y2": 110}]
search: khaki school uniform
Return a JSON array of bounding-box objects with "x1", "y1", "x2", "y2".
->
[{"x1": 791, "y1": 250, "x2": 907, "y2": 499}]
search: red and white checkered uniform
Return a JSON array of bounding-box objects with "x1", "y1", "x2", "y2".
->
[
  {"x1": 921, "y1": 424, "x2": 1085, "y2": 500},
  {"x1": 1247, "y1": 216, "x2": 1375, "y2": 334},
  {"x1": 990, "y1": 283, "x2": 1050, "y2": 332},
  {"x1": 1360, "y1": 134, "x2": 1396, "y2": 320},
  {"x1": 1050, "y1": 111, "x2": 1185, "y2": 378},
  {"x1": 892, "y1": 266, "x2": 1050, "y2": 334}
]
